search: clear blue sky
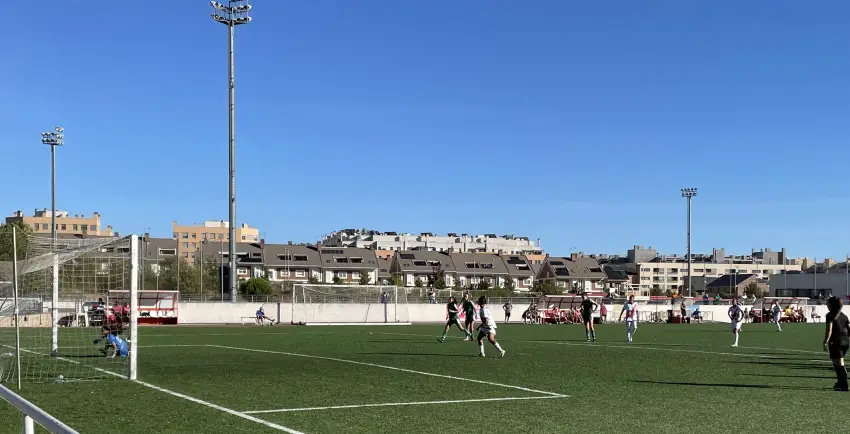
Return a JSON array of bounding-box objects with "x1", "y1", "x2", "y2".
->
[{"x1": 2, "y1": 1, "x2": 849, "y2": 259}]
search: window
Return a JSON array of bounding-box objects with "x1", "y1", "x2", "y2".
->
[
  {"x1": 350, "y1": 257, "x2": 363, "y2": 264},
  {"x1": 523, "y1": 277, "x2": 533, "y2": 286},
  {"x1": 182, "y1": 233, "x2": 188, "y2": 239},
  {"x1": 335, "y1": 257, "x2": 349, "y2": 264},
  {"x1": 337, "y1": 271, "x2": 348, "y2": 278},
  {"x1": 182, "y1": 252, "x2": 189, "y2": 258},
  {"x1": 640, "y1": 268, "x2": 651, "y2": 272},
  {"x1": 183, "y1": 243, "x2": 189, "y2": 249},
  {"x1": 91, "y1": 226, "x2": 98, "y2": 232},
  {"x1": 295, "y1": 270, "x2": 305, "y2": 278},
  {"x1": 159, "y1": 249, "x2": 176, "y2": 256},
  {"x1": 465, "y1": 262, "x2": 481, "y2": 269},
  {"x1": 173, "y1": 232, "x2": 178, "y2": 239},
  {"x1": 641, "y1": 276, "x2": 650, "y2": 281},
  {"x1": 81, "y1": 224, "x2": 88, "y2": 232},
  {"x1": 191, "y1": 233, "x2": 197, "y2": 239},
  {"x1": 516, "y1": 264, "x2": 530, "y2": 271},
  {"x1": 42, "y1": 224, "x2": 48, "y2": 230},
  {"x1": 202, "y1": 233, "x2": 207, "y2": 240},
  {"x1": 694, "y1": 268, "x2": 704, "y2": 272},
  {"x1": 241, "y1": 236, "x2": 246, "y2": 241},
  {"x1": 61, "y1": 224, "x2": 67, "y2": 230},
  {"x1": 218, "y1": 234, "x2": 224, "y2": 240},
  {"x1": 399, "y1": 253, "x2": 416, "y2": 260},
  {"x1": 237, "y1": 268, "x2": 248, "y2": 275},
  {"x1": 413, "y1": 260, "x2": 427, "y2": 267},
  {"x1": 352, "y1": 271, "x2": 360, "y2": 279},
  {"x1": 322, "y1": 249, "x2": 345, "y2": 255},
  {"x1": 293, "y1": 255, "x2": 308, "y2": 261}
]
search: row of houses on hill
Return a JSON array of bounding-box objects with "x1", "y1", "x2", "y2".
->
[{"x1": 137, "y1": 238, "x2": 627, "y2": 292}]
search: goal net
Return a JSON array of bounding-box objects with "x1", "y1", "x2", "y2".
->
[
  {"x1": 291, "y1": 284, "x2": 410, "y2": 325},
  {"x1": 0, "y1": 232, "x2": 138, "y2": 384}
]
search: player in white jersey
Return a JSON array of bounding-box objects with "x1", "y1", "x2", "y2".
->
[
  {"x1": 476, "y1": 296, "x2": 505, "y2": 358},
  {"x1": 728, "y1": 298, "x2": 744, "y2": 347},
  {"x1": 619, "y1": 295, "x2": 639, "y2": 343},
  {"x1": 770, "y1": 300, "x2": 783, "y2": 332}
]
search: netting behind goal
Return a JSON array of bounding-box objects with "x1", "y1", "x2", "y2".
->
[
  {"x1": 291, "y1": 284, "x2": 410, "y2": 325},
  {"x1": 0, "y1": 233, "x2": 138, "y2": 384}
]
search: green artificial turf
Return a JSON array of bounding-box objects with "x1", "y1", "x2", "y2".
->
[{"x1": 0, "y1": 322, "x2": 840, "y2": 433}]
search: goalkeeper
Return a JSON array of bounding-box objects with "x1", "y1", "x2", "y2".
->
[{"x1": 94, "y1": 325, "x2": 128, "y2": 358}]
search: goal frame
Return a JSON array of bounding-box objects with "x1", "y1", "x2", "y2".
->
[{"x1": 290, "y1": 284, "x2": 411, "y2": 326}]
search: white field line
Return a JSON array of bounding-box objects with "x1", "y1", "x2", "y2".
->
[
  {"x1": 210, "y1": 344, "x2": 567, "y2": 398},
  {"x1": 368, "y1": 332, "x2": 831, "y2": 364},
  {"x1": 12, "y1": 346, "x2": 304, "y2": 434},
  {"x1": 244, "y1": 395, "x2": 565, "y2": 414}
]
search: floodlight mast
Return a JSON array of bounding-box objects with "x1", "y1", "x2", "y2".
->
[
  {"x1": 210, "y1": 1, "x2": 251, "y2": 302},
  {"x1": 41, "y1": 126, "x2": 63, "y2": 357},
  {"x1": 680, "y1": 188, "x2": 698, "y2": 298}
]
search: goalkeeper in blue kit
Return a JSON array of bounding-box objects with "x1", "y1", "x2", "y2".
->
[{"x1": 94, "y1": 325, "x2": 128, "y2": 358}]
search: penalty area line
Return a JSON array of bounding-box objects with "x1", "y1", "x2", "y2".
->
[
  {"x1": 210, "y1": 344, "x2": 567, "y2": 398},
  {"x1": 244, "y1": 395, "x2": 565, "y2": 414},
  {"x1": 11, "y1": 346, "x2": 304, "y2": 434}
]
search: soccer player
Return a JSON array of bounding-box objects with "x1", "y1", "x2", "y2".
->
[
  {"x1": 619, "y1": 295, "x2": 638, "y2": 343},
  {"x1": 461, "y1": 293, "x2": 476, "y2": 341},
  {"x1": 503, "y1": 301, "x2": 512, "y2": 324},
  {"x1": 476, "y1": 296, "x2": 505, "y2": 358},
  {"x1": 728, "y1": 298, "x2": 744, "y2": 347},
  {"x1": 94, "y1": 325, "x2": 128, "y2": 358},
  {"x1": 770, "y1": 300, "x2": 783, "y2": 332},
  {"x1": 823, "y1": 296, "x2": 850, "y2": 391},
  {"x1": 439, "y1": 297, "x2": 471, "y2": 342},
  {"x1": 580, "y1": 293, "x2": 599, "y2": 342}
]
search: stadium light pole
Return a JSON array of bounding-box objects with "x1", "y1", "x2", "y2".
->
[
  {"x1": 681, "y1": 188, "x2": 697, "y2": 298},
  {"x1": 210, "y1": 1, "x2": 251, "y2": 302},
  {"x1": 41, "y1": 126, "x2": 63, "y2": 357}
]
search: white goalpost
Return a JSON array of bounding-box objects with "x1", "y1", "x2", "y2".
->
[
  {"x1": 291, "y1": 284, "x2": 411, "y2": 326},
  {"x1": 0, "y1": 231, "x2": 139, "y2": 384}
]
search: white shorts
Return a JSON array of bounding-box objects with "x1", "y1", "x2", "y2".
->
[
  {"x1": 731, "y1": 321, "x2": 742, "y2": 331},
  {"x1": 773, "y1": 314, "x2": 781, "y2": 322},
  {"x1": 626, "y1": 320, "x2": 637, "y2": 330},
  {"x1": 478, "y1": 328, "x2": 496, "y2": 337}
]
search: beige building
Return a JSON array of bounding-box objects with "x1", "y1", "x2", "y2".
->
[
  {"x1": 637, "y1": 261, "x2": 802, "y2": 294},
  {"x1": 6, "y1": 209, "x2": 113, "y2": 236},
  {"x1": 172, "y1": 220, "x2": 260, "y2": 264}
]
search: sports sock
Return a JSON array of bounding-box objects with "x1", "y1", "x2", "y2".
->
[
  {"x1": 479, "y1": 343, "x2": 485, "y2": 355},
  {"x1": 627, "y1": 332, "x2": 631, "y2": 342},
  {"x1": 591, "y1": 330, "x2": 596, "y2": 340},
  {"x1": 441, "y1": 330, "x2": 446, "y2": 339},
  {"x1": 494, "y1": 342, "x2": 503, "y2": 352},
  {"x1": 734, "y1": 334, "x2": 739, "y2": 346},
  {"x1": 585, "y1": 331, "x2": 590, "y2": 340}
]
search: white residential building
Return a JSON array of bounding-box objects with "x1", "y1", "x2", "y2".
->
[{"x1": 322, "y1": 229, "x2": 542, "y2": 255}]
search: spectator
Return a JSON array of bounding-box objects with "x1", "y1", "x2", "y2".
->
[
  {"x1": 502, "y1": 301, "x2": 512, "y2": 323},
  {"x1": 600, "y1": 304, "x2": 607, "y2": 323},
  {"x1": 427, "y1": 290, "x2": 436, "y2": 304},
  {"x1": 703, "y1": 294, "x2": 709, "y2": 303}
]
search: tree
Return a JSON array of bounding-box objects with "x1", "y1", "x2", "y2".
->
[
  {"x1": 308, "y1": 275, "x2": 320, "y2": 284},
  {"x1": 477, "y1": 280, "x2": 491, "y2": 291},
  {"x1": 664, "y1": 289, "x2": 673, "y2": 297},
  {"x1": 533, "y1": 280, "x2": 563, "y2": 295},
  {"x1": 431, "y1": 265, "x2": 447, "y2": 290},
  {"x1": 240, "y1": 277, "x2": 272, "y2": 296},
  {"x1": 744, "y1": 281, "x2": 766, "y2": 298},
  {"x1": 414, "y1": 277, "x2": 424, "y2": 288},
  {"x1": 503, "y1": 277, "x2": 516, "y2": 292},
  {"x1": 390, "y1": 275, "x2": 403, "y2": 287},
  {"x1": 452, "y1": 278, "x2": 461, "y2": 291},
  {"x1": 650, "y1": 288, "x2": 664, "y2": 297},
  {"x1": 332, "y1": 275, "x2": 343, "y2": 285},
  {"x1": 0, "y1": 222, "x2": 32, "y2": 262},
  {"x1": 358, "y1": 271, "x2": 371, "y2": 285}
]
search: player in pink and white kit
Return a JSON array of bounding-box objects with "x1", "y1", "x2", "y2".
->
[{"x1": 619, "y1": 295, "x2": 639, "y2": 343}]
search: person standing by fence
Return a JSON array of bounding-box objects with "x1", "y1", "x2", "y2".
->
[{"x1": 503, "y1": 301, "x2": 512, "y2": 323}]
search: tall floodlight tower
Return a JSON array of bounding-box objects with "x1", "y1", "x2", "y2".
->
[
  {"x1": 681, "y1": 188, "x2": 698, "y2": 298},
  {"x1": 210, "y1": 1, "x2": 251, "y2": 301},
  {"x1": 41, "y1": 126, "x2": 64, "y2": 356}
]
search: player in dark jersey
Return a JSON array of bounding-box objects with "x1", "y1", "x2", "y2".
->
[
  {"x1": 461, "y1": 293, "x2": 477, "y2": 341},
  {"x1": 439, "y1": 297, "x2": 471, "y2": 342},
  {"x1": 823, "y1": 296, "x2": 850, "y2": 391},
  {"x1": 580, "y1": 293, "x2": 599, "y2": 342}
]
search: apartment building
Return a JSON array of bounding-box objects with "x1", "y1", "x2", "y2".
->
[
  {"x1": 7, "y1": 209, "x2": 113, "y2": 236},
  {"x1": 172, "y1": 220, "x2": 260, "y2": 264},
  {"x1": 636, "y1": 247, "x2": 803, "y2": 294},
  {"x1": 263, "y1": 244, "x2": 322, "y2": 283},
  {"x1": 322, "y1": 229, "x2": 543, "y2": 255}
]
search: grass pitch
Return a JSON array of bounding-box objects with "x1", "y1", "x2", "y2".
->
[{"x1": 0, "y1": 322, "x2": 840, "y2": 433}]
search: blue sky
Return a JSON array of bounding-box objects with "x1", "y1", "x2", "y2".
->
[{"x1": 2, "y1": 1, "x2": 849, "y2": 259}]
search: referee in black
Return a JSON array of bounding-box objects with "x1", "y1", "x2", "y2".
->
[{"x1": 823, "y1": 296, "x2": 850, "y2": 391}]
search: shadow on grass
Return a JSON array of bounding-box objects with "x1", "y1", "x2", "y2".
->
[
  {"x1": 724, "y1": 360, "x2": 834, "y2": 371},
  {"x1": 738, "y1": 372, "x2": 829, "y2": 380},
  {"x1": 358, "y1": 352, "x2": 478, "y2": 358},
  {"x1": 634, "y1": 380, "x2": 824, "y2": 391}
]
